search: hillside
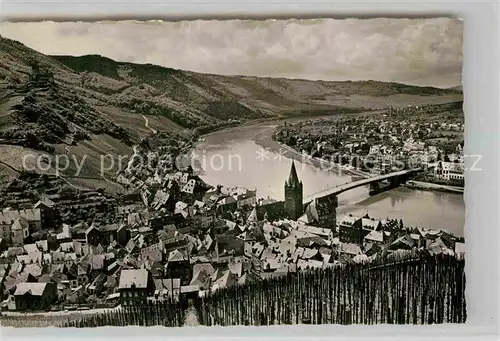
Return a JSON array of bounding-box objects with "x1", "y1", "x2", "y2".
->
[
  {"x1": 51, "y1": 54, "x2": 463, "y2": 118},
  {"x1": 0, "y1": 35, "x2": 463, "y2": 192}
]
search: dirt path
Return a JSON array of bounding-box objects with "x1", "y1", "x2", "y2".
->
[
  {"x1": 141, "y1": 114, "x2": 157, "y2": 134},
  {"x1": 0, "y1": 160, "x2": 20, "y2": 173}
]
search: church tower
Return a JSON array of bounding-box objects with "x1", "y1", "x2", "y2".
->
[{"x1": 284, "y1": 161, "x2": 303, "y2": 220}]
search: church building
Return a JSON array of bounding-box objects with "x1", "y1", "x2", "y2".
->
[{"x1": 284, "y1": 161, "x2": 303, "y2": 220}]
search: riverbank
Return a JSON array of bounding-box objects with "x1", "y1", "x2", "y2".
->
[
  {"x1": 274, "y1": 140, "x2": 373, "y2": 178},
  {"x1": 196, "y1": 109, "x2": 380, "y2": 141},
  {"x1": 274, "y1": 139, "x2": 465, "y2": 195},
  {"x1": 404, "y1": 180, "x2": 464, "y2": 194}
]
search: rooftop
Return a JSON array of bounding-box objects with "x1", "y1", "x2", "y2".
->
[
  {"x1": 14, "y1": 282, "x2": 50, "y2": 296},
  {"x1": 118, "y1": 269, "x2": 149, "y2": 289}
]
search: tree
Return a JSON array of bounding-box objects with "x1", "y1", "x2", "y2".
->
[{"x1": 31, "y1": 229, "x2": 48, "y2": 242}]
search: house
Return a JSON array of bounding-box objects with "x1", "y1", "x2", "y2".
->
[
  {"x1": 227, "y1": 187, "x2": 257, "y2": 210},
  {"x1": 338, "y1": 215, "x2": 358, "y2": 230},
  {"x1": 117, "y1": 204, "x2": 144, "y2": 217},
  {"x1": 389, "y1": 235, "x2": 415, "y2": 251},
  {"x1": 237, "y1": 272, "x2": 261, "y2": 286},
  {"x1": 180, "y1": 285, "x2": 201, "y2": 299},
  {"x1": 363, "y1": 230, "x2": 385, "y2": 246},
  {"x1": 11, "y1": 217, "x2": 30, "y2": 247},
  {"x1": 173, "y1": 202, "x2": 193, "y2": 227},
  {"x1": 297, "y1": 258, "x2": 324, "y2": 271},
  {"x1": 190, "y1": 263, "x2": 215, "y2": 290},
  {"x1": 77, "y1": 263, "x2": 90, "y2": 284},
  {"x1": 364, "y1": 242, "x2": 382, "y2": 257},
  {"x1": 215, "y1": 235, "x2": 245, "y2": 257},
  {"x1": 0, "y1": 220, "x2": 11, "y2": 245},
  {"x1": 427, "y1": 239, "x2": 453, "y2": 256},
  {"x1": 359, "y1": 218, "x2": 382, "y2": 232},
  {"x1": 216, "y1": 196, "x2": 238, "y2": 215},
  {"x1": 181, "y1": 179, "x2": 196, "y2": 195},
  {"x1": 118, "y1": 269, "x2": 154, "y2": 306},
  {"x1": 17, "y1": 252, "x2": 43, "y2": 265},
  {"x1": 128, "y1": 211, "x2": 150, "y2": 228},
  {"x1": 89, "y1": 254, "x2": 106, "y2": 272},
  {"x1": 294, "y1": 223, "x2": 333, "y2": 242},
  {"x1": 139, "y1": 246, "x2": 163, "y2": 263},
  {"x1": 339, "y1": 243, "x2": 362, "y2": 258},
  {"x1": 434, "y1": 161, "x2": 464, "y2": 181},
  {"x1": 198, "y1": 214, "x2": 215, "y2": 229},
  {"x1": 13, "y1": 282, "x2": 57, "y2": 311},
  {"x1": 154, "y1": 278, "x2": 181, "y2": 300},
  {"x1": 150, "y1": 190, "x2": 173, "y2": 211},
  {"x1": 0, "y1": 263, "x2": 11, "y2": 292},
  {"x1": 302, "y1": 196, "x2": 337, "y2": 231},
  {"x1": 88, "y1": 273, "x2": 107, "y2": 294},
  {"x1": 211, "y1": 270, "x2": 237, "y2": 291},
  {"x1": 409, "y1": 233, "x2": 423, "y2": 248},
  {"x1": 34, "y1": 197, "x2": 56, "y2": 228},
  {"x1": 85, "y1": 225, "x2": 102, "y2": 246},
  {"x1": 339, "y1": 217, "x2": 363, "y2": 244},
  {"x1": 148, "y1": 212, "x2": 174, "y2": 232},
  {"x1": 100, "y1": 224, "x2": 128, "y2": 245},
  {"x1": 0, "y1": 209, "x2": 42, "y2": 231},
  {"x1": 256, "y1": 199, "x2": 286, "y2": 221},
  {"x1": 165, "y1": 249, "x2": 191, "y2": 284},
  {"x1": 263, "y1": 222, "x2": 287, "y2": 239}
]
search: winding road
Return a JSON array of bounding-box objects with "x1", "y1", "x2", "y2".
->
[{"x1": 141, "y1": 114, "x2": 157, "y2": 134}]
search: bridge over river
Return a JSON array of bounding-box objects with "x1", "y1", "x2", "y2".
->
[{"x1": 304, "y1": 168, "x2": 422, "y2": 208}]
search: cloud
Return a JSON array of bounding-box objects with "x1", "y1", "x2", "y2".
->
[{"x1": 0, "y1": 18, "x2": 462, "y2": 87}]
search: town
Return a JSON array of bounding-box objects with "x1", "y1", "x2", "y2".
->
[
  {"x1": 0, "y1": 16, "x2": 469, "y2": 328},
  {"x1": 0, "y1": 127, "x2": 465, "y2": 314},
  {"x1": 274, "y1": 102, "x2": 465, "y2": 188}
]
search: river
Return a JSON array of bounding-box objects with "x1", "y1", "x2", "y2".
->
[{"x1": 193, "y1": 121, "x2": 465, "y2": 237}]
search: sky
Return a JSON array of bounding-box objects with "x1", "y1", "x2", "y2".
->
[{"x1": 0, "y1": 18, "x2": 463, "y2": 88}]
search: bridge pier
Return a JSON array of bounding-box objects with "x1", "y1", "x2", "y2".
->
[
  {"x1": 392, "y1": 174, "x2": 409, "y2": 186},
  {"x1": 390, "y1": 176, "x2": 399, "y2": 188},
  {"x1": 369, "y1": 182, "x2": 381, "y2": 196},
  {"x1": 369, "y1": 174, "x2": 411, "y2": 196},
  {"x1": 400, "y1": 174, "x2": 409, "y2": 184}
]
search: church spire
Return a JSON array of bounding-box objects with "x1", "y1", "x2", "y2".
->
[
  {"x1": 287, "y1": 161, "x2": 300, "y2": 186},
  {"x1": 284, "y1": 160, "x2": 303, "y2": 221}
]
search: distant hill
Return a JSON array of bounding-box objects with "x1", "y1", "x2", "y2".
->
[
  {"x1": 51, "y1": 54, "x2": 463, "y2": 118},
  {"x1": 0, "y1": 36, "x2": 463, "y2": 190}
]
